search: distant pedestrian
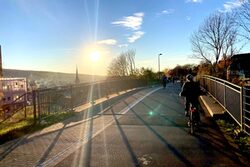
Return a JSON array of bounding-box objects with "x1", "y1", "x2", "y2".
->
[{"x1": 162, "y1": 74, "x2": 167, "y2": 89}]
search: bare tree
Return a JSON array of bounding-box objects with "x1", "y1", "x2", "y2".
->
[
  {"x1": 107, "y1": 55, "x2": 127, "y2": 76},
  {"x1": 191, "y1": 32, "x2": 213, "y2": 65},
  {"x1": 125, "y1": 49, "x2": 136, "y2": 75},
  {"x1": 237, "y1": 0, "x2": 250, "y2": 40},
  {"x1": 118, "y1": 54, "x2": 129, "y2": 76},
  {"x1": 107, "y1": 59, "x2": 120, "y2": 76},
  {"x1": 190, "y1": 12, "x2": 239, "y2": 74},
  {"x1": 107, "y1": 50, "x2": 136, "y2": 77}
]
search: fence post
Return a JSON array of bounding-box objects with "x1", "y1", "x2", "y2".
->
[
  {"x1": 106, "y1": 82, "x2": 110, "y2": 99},
  {"x1": 37, "y1": 91, "x2": 41, "y2": 123},
  {"x1": 32, "y1": 90, "x2": 37, "y2": 121},
  {"x1": 24, "y1": 103, "x2": 27, "y2": 118},
  {"x1": 204, "y1": 76, "x2": 206, "y2": 89},
  {"x1": 215, "y1": 80, "x2": 217, "y2": 99},
  {"x1": 224, "y1": 81, "x2": 226, "y2": 107},
  {"x1": 48, "y1": 91, "x2": 51, "y2": 114},
  {"x1": 24, "y1": 93, "x2": 27, "y2": 118},
  {"x1": 70, "y1": 85, "x2": 73, "y2": 112},
  {"x1": 241, "y1": 87, "x2": 244, "y2": 131}
]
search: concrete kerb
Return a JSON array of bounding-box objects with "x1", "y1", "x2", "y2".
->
[
  {"x1": 199, "y1": 96, "x2": 214, "y2": 117},
  {"x1": 73, "y1": 86, "x2": 147, "y2": 112},
  {"x1": 199, "y1": 95, "x2": 225, "y2": 118}
]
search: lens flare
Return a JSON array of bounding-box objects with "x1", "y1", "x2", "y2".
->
[
  {"x1": 149, "y1": 111, "x2": 154, "y2": 116},
  {"x1": 90, "y1": 51, "x2": 100, "y2": 62}
]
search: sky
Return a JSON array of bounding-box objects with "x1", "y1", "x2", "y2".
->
[{"x1": 0, "y1": 0, "x2": 249, "y2": 75}]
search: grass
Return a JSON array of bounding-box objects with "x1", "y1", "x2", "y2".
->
[
  {"x1": 0, "y1": 118, "x2": 34, "y2": 136},
  {"x1": 216, "y1": 119, "x2": 250, "y2": 156},
  {"x1": 0, "y1": 106, "x2": 35, "y2": 137},
  {"x1": 0, "y1": 111, "x2": 74, "y2": 145},
  {"x1": 38, "y1": 111, "x2": 74, "y2": 127}
]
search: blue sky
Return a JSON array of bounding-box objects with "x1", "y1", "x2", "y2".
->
[{"x1": 0, "y1": 0, "x2": 248, "y2": 75}]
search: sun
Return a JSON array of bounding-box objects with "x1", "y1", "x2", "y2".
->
[{"x1": 90, "y1": 51, "x2": 100, "y2": 62}]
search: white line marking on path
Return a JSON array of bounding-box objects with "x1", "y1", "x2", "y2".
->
[{"x1": 37, "y1": 87, "x2": 161, "y2": 167}]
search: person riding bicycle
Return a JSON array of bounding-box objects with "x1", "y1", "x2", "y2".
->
[{"x1": 180, "y1": 74, "x2": 202, "y2": 120}]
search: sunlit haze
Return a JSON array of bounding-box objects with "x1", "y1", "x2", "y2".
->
[
  {"x1": 0, "y1": 0, "x2": 249, "y2": 75},
  {"x1": 90, "y1": 51, "x2": 100, "y2": 62}
]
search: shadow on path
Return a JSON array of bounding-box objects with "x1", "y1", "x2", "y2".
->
[
  {"x1": 123, "y1": 100, "x2": 195, "y2": 167},
  {"x1": 36, "y1": 124, "x2": 67, "y2": 166},
  {"x1": 110, "y1": 107, "x2": 140, "y2": 167},
  {"x1": 0, "y1": 88, "x2": 143, "y2": 161}
]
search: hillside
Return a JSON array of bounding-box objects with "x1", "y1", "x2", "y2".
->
[{"x1": 3, "y1": 69, "x2": 106, "y2": 88}]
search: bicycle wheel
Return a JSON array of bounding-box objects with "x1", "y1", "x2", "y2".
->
[{"x1": 190, "y1": 111, "x2": 194, "y2": 134}]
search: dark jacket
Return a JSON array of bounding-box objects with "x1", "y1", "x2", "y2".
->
[{"x1": 180, "y1": 81, "x2": 201, "y2": 103}]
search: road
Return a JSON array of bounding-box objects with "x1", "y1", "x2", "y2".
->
[{"x1": 0, "y1": 84, "x2": 248, "y2": 167}]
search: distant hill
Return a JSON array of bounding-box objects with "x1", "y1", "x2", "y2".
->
[{"x1": 3, "y1": 69, "x2": 106, "y2": 88}]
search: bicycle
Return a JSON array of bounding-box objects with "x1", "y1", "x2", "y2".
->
[{"x1": 188, "y1": 104, "x2": 199, "y2": 135}]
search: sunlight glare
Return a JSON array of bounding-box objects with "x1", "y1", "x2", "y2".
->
[{"x1": 90, "y1": 51, "x2": 100, "y2": 62}]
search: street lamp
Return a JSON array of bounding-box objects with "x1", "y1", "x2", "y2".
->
[{"x1": 158, "y1": 53, "x2": 162, "y2": 80}]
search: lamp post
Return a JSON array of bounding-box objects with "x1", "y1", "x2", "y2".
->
[{"x1": 158, "y1": 53, "x2": 162, "y2": 81}]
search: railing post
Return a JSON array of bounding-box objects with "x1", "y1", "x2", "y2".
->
[
  {"x1": 106, "y1": 82, "x2": 110, "y2": 99},
  {"x1": 70, "y1": 85, "x2": 73, "y2": 112},
  {"x1": 32, "y1": 90, "x2": 37, "y2": 121},
  {"x1": 24, "y1": 103, "x2": 27, "y2": 118},
  {"x1": 205, "y1": 76, "x2": 207, "y2": 90},
  {"x1": 240, "y1": 87, "x2": 243, "y2": 131},
  {"x1": 48, "y1": 91, "x2": 51, "y2": 114},
  {"x1": 215, "y1": 80, "x2": 217, "y2": 99},
  {"x1": 224, "y1": 81, "x2": 226, "y2": 107},
  {"x1": 24, "y1": 93, "x2": 27, "y2": 118},
  {"x1": 37, "y1": 91, "x2": 41, "y2": 123}
]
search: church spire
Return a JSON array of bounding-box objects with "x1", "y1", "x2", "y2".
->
[
  {"x1": 75, "y1": 65, "x2": 80, "y2": 84},
  {"x1": 0, "y1": 45, "x2": 3, "y2": 78}
]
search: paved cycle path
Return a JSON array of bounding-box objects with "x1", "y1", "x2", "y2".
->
[{"x1": 0, "y1": 84, "x2": 249, "y2": 167}]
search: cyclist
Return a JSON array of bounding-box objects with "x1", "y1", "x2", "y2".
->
[{"x1": 179, "y1": 74, "x2": 202, "y2": 120}]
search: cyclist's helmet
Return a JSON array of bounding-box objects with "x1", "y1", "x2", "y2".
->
[{"x1": 186, "y1": 74, "x2": 194, "y2": 81}]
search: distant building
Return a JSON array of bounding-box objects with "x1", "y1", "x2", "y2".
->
[
  {"x1": 75, "y1": 66, "x2": 80, "y2": 84},
  {"x1": 0, "y1": 78, "x2": 27, "y2": 107},
  {"x1": 227, "y1": 53, "x2": 250, "y2": 81},
  {"x1": 0, "y1": 46, "x2": 28, "y2": 110}
]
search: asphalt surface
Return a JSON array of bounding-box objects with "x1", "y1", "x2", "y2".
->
[{"x1": 0, "y1": 84, "x2": 248, "y2": 167}]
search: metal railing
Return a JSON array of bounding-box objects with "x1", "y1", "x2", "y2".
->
[
  {"x1": 243, "y1": 87, "x2": 250, "y2": 135},
  {"x1": 0, "y1": 92, "x2": 31, "y2": 122},
  {"x1": 0, "y1": 79, "x2": 148, "y2": 123},
  {"x1": 200, "y1": 75, "x2": 250, "y2": 135}
]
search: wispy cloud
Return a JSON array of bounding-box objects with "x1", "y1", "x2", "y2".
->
[
  {"x1": 111, "y1": 12, "x2": 144, "y2": 30},
  {"x1": 112, "y1": 12, "x2": 145, "y2": 44},
  {"x1": 128, "y1": 31, "x2": 145, "y2": 43},
  {"x1": 222, "y1": 0, "x2": 245, "y2": 12},
  {"x1": 118, "y1": 44, "x2": 129, "y2": 48},
  {"x1": 186, "y1": 0, "x2": 203, "y2": 3},
  {"x1": 157, "y1": 9, "x2": 175, "y2": 16},
  {"x1": 97, "y1": 39, "x2": 117, "y2": 45}
]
